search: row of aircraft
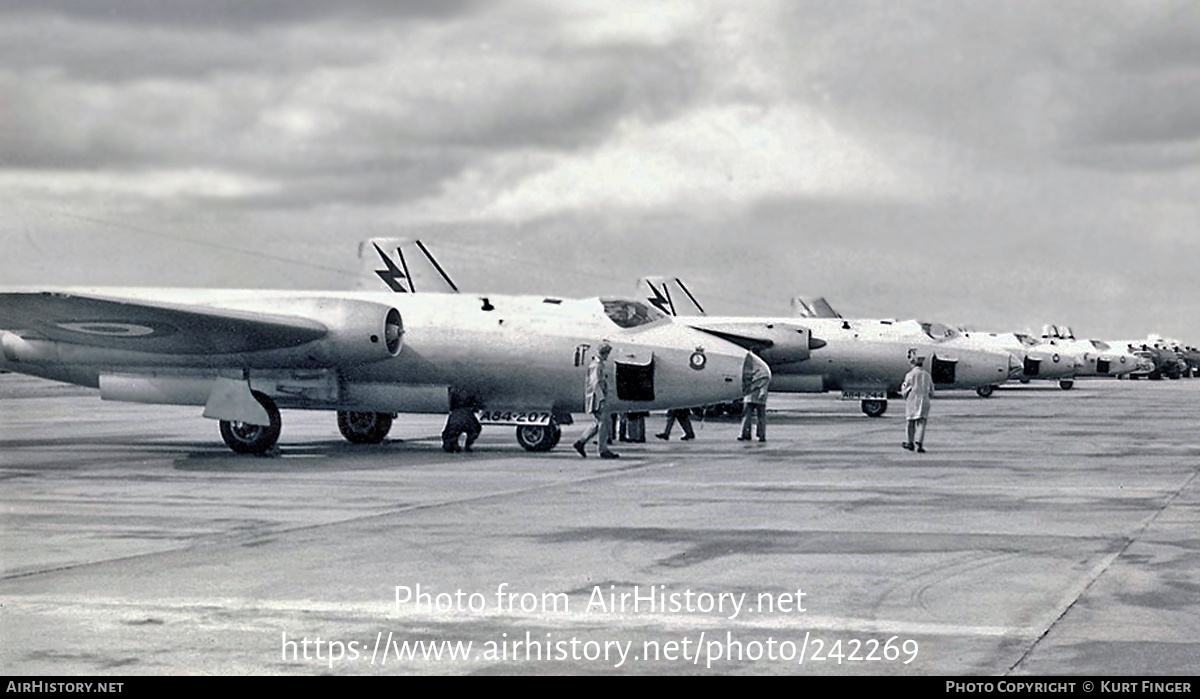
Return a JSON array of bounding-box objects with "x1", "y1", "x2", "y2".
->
[
  {"x1": 0, "y1": 243, "x2": 769, "y2": 454},
  {"x1": 635, "y1": 279, "x2": 1160, "y2": 408},
  {"x1": 0, "y1": 239, "x2": 1180, "y2": 455},
  {"x1": 1041, "y1": 325, "x2": 1199, "y2": 381}
]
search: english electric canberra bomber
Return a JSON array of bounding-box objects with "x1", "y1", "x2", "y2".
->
[
  {"x1": 638, "y1": 277, "x2": 1020, "y2": 417},
  {"x1": 0, "y1": 253, "x2": 767, "y2": 454}
]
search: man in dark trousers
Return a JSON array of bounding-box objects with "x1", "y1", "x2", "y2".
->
[
  {"x1": 442, "y1": 404, "x2": 482, "y2": 453},
  {"x1": 656, "y1": 408, "x2": 695, "y2": 441},
  {"x1": 738, "y1": 359, "x2": 771, "y2": 442},
  {"x1": 572, "y1": 342, "x2": 619, "y2": 459}
]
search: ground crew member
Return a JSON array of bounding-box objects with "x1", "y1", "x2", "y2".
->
[
  {"x1": 738, "y1": 359, "x2": 771, "y2": 442},
  {"x1": 620, "y1": 412, "x2": 648, "y2": 442},
  {"x1": 573, "y1": 342, "x2": 619, "y2": 459},
  {"x1": 442, "y1": 404, "x2": 482, "y2": 453},
  {"x1": 901, "y1": 353, "x2": 934, "y2": 453},
  {"x1": 656, "y1": 408, "x2": 696, "y2": 441}
]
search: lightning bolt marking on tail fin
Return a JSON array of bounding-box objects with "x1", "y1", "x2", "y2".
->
[
  {"x1": 645, "y1": 281, "x2": 675, "y2": 316},
  {"x1": 372, "y1": 243, "x2": 410, "y2": 293}
]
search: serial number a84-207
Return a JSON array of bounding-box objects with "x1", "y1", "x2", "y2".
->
[{"x1": 476, "y1": 410, "x2": 553, "y2": 426}]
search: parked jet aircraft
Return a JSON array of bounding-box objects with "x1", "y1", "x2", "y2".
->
[
  {"x1": 957, "y1": 330, "x2": 1080, "y2": 390},
  {"x1": 638, "y1": 278, "x2": 1020, "y2": 417},
  {"x1": 793, "y1": 298, "x2": 1068, "y2": 392},
  {"x1": 0, "y1": 249, "x2": 766, "y2": 455},
  {"x1": 819, "y1": 318, "x2": 1024, "y2": 399},
  {"x1": 1113, "y1": 335, "x2": 1189, "y2": 380},
  {"x1": 1038, "y1": 326, "x2": 1148, "y2": 379},
  {"x1": 1181, "y1": 345, "x2": 1200, "y2": 378}
]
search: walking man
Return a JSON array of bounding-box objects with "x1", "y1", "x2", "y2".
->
[
  {"x1": 573, "y1": 342, "x2": 619, "y2": 459},
  {"x1": 738, "y1": 358, "x2": 771, "y2": 442},
  {"x1": 656, "y1": 408, "x2": 696, "y2": 441},
  {"x1": 901, "y1": 352, "x2": 934, "y2": 453}
]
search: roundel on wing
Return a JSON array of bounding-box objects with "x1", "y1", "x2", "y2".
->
[{"x1": 55, "y1": 321, "x2": 177, "y2": 338}]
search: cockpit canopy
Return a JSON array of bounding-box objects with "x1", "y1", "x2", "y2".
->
[
  {"x1": 601, "y1": 298, "x2": 668, "y2": 329},
  {"x1": 1089, "y1": 340, "x2": 1111, "y2": 350},
  {"x1": 1042, "y1": 324, "x2": 1075, "y2": 340},
  {"x1": 919, "y1": 321, "x2": 960, "y2": 341}
]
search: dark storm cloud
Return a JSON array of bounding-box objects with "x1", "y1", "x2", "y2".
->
[
  {"x1": 342, "y1": 45, "x2": 700, "y2": 149},
  {"x1": 1108, "y1": 3, "x2": 1200, "y2": 73},
  {"x1": 0, "y1": 16, "x2": 379, "y2": 81},
  {"x1": 775, "y1": 0, "x2": 1200, "y2": 173},
  {"x1": 0, "y1": 5, "x2": 703, "y2": 210},
  {"x1": 0, "y1": 1, "x2": 705, "y2": 214},
  {"x1": 206, "y1": 156, "x2": 474, "y2": 211},
  {"x1": 1057, "y1": 3, "x2": 1200, "y2": 163},
  {"x1": 0, "y1": 0, "x2": 477, "y2": 27},
  {"x1": 779, "y1": 1, "x2": 1080, "y2": 154},
  {"x1": 1069, "y1": 73, "x2": 1200, "y2": 147}
]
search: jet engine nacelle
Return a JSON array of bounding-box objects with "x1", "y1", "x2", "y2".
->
[
  {"x1": 700, "y1": 322, "x2": 816, "y2": 365},
  {"x1": 756, "y1": 323, "x2": 817, "y2": 364},
  {"x1": 285, "y1": 299, "x2": 404, "y2": 367}
]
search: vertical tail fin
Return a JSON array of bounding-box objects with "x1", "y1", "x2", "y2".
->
[
  {"x1": 636, "y1": 276, "x2": 706, "y2": 317},
  {"x1": 357, "y1": 238, "x2": 459, "y2": 293},
  {"x1": 791, "y1": 296, "x2": 842, "y2": 318}
]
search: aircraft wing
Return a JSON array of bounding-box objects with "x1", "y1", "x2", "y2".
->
[{"x1": 0, "y1": 291, "x2": 327, "y2": 355}]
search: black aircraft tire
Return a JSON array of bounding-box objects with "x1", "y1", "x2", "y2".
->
[
  {"x1": 976, "y1": 385, "x2": 995, "y2": 398},
  {"x1": 1059, "y1": 379, "x2": 1075, "y2": 390},
  {"x1": 516, "y1": 422, "x2": 561, "y2": 452},
  {"x1": 337, "y1": 411, "x2": 394, "y2": 444},
  {"x1": 861, "y1": 400, "x2": 887, "y2": 418},
  {"x1": 219, "y1": 391, "x2": 282, "y2": 455}
]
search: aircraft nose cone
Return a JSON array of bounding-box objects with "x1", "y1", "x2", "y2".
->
[{"x1": 741, "y1": 352, "x2": 772, "y2": 395}]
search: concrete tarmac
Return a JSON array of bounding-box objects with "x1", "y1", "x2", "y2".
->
[{"x1": 1, "y1": 374, "x2": 1197, "y2": 675}]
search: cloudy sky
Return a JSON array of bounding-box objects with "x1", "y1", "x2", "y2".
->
[{"x1": 1, "y1": 0, "x2": 1197, "y2": 343}]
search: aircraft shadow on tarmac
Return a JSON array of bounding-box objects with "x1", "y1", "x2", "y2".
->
[
  {"x1": 169, "y1": 437, "x2": 660, "y2": 473},
  {"x1": 171, "y1": 438, "x2": 482, "y2": 472}
]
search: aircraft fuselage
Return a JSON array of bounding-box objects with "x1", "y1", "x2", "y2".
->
[{"x1": 0, "y1": 288, "x2": 762, "y2": 416}]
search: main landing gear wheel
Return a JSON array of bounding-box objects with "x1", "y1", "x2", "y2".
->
[
  {"x1": 219, "y1": 391, "x2": 281, "y2": 455},
  {"x1": 976, "y1": 385, "x2": 995, "y2": 398},
  {"x1": 861, "y1": 400, "x2": 887, "y2": 418},
  {"x1": 1059, "y1": 379, "x2": 1075, "y2": 390},
  {"x1": 337, "y1": 411, "x2": 394, "y2": 444},
  {"x1": 516, "y1": 422, "x2": 561, "y2": 452}
]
